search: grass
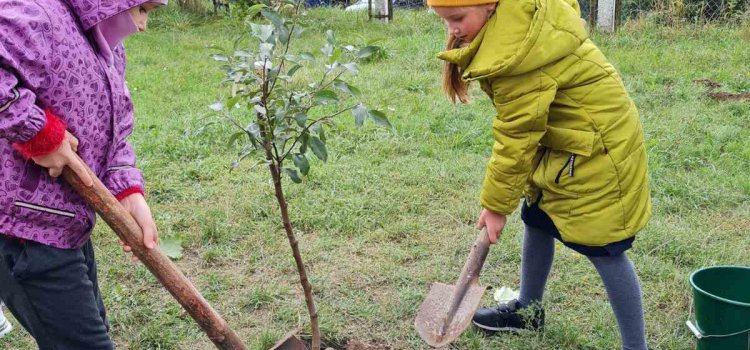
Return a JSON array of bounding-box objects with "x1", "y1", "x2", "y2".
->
[{"x1": 2, "y1": 7, "x2": 749, "y2": 350}]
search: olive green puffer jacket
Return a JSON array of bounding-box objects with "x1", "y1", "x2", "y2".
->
[{"x1": 438, "y1": 0, "x2": 651, "y2": 245}]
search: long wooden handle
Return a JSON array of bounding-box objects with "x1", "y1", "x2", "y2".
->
[
  {"x1": 62, "y1": 162, "x2": 247, "y2": 350},
  {"x1": 440, "y1": 228, "x2": 491, "y2": 335}
]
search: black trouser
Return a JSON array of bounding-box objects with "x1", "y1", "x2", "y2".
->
[{"x1": 0, "y1": 236, "x2": 113, "y2": 350}]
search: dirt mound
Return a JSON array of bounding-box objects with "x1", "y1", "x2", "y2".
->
[{"x1": 694, "y1": 79, "x2": 750, "y2": 102}]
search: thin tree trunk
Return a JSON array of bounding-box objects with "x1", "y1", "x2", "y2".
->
[
  {"x1": 259, "y1": 64, "x2": 319, "y2": 350},
  {"x1": 267, "y1": 162, "x2": 321, "y2": 350}
]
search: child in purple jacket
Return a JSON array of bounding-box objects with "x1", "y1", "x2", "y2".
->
[{"x1": 0, "y1": 0, "x2": 164, "y2": 348}]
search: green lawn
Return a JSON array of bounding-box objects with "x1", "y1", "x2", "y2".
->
[{"x1": 2, "y1": 8, "x2": 749, "y2": 350}]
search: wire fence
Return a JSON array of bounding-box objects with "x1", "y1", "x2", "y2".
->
[
  {"x1": 175, "y1": 0, "x2": 749, "y2": 25},
  {"x1": 630, "y1": 0, "x2": 748, "y2": 22},
  {"x1": 581, "y1": 0, "x2": 749, "y2": 24}
]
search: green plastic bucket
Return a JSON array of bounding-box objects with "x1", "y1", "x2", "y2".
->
[{"x1": 687, "y1": 266, "x2": 750, "y2": 350}]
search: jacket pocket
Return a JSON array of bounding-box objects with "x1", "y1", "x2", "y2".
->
[
  {"x1": 13, "y1": 201, "x2": 76, "y2": 218},
  {"x1": 540, "y1": 126, "x2": 595, "y2": 157},
  {"x1": 12, "y1": 197, "x2": 93, "y2": 246},
  {"x1": 106, "y1": 164, "x2": 135, "y2": 173},
  {"x1": 538, "y1": 127, "x2": 617, "y2": 195},
  {"x1": 12, "y1": 179, "x2": 86, "y2": 228}
]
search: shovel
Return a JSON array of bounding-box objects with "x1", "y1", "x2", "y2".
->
[
  {"x1": 415, "y1": 228, "x2": 491, "y2": 348},
  {"x1": 61, "y1": 157, "x2": 247, "y2": 350},
  {"x1": 268, "y1": 329, "x2": 308, "y2": 350}
]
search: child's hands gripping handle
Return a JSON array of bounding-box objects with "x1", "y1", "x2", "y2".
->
[
  {"x1": 118, "y1": 193, "x2": 159, "y2": 261},
  {"x1": 30, "y1": 131, "x2": 94, "y2": 186},
  {"x1": 59, "y1": 154, "x2": 154, "y2": 257},
  {"x1": 476, "y1": 208, "x2": 507, "y2": 244},
  {"x1": 60, "y1": 156, "x2": 247, "y2": 349}
]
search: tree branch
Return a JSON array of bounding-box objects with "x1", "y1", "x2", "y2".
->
[
  {"x1": 268, "y1": 0, "x2": 305, "y2": 93},
  {"x1": 279, "y1": 104, "x2": 358, "y2": 160}
]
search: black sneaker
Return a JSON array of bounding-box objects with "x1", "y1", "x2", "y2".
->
[{"x1": 472, "y1": 299, "x2": 545, "y2": 333}]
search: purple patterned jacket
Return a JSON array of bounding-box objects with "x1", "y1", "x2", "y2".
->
[{"x1": 0, "y1": 0, "x2": 155, "y2": 248}]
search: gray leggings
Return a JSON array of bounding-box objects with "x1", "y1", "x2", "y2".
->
[{"x1": 517, "y1": 224, "x2": 647, "y2": 350}]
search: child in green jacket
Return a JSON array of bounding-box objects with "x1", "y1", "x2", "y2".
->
[{"x1": 429, "y1": 0, "x2": 652, "y2": 348}]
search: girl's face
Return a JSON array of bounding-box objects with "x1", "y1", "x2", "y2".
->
[
  {"x1": 433, "y1": 4, "x2": 496, "y2": 44},
  {"x1": 128, "y1": 2, "x2": 163, "y2": 32}
]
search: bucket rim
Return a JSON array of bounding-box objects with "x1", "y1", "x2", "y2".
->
[{"x1": 690, "y1": 265, "x2": 750, "y2": 308}]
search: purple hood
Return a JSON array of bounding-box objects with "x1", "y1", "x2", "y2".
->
[
  {"x1": 64, "y1": 0, "x2": 167, "y2": 31},
  {"x1": 71, "y1": 0, "x2": 168, "y2": 61},
  {"x1": 0, "y1": 0, "x2": 164, "y2": 248}
]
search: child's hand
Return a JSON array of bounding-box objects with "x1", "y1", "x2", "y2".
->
[
  {"x1": 118, "y1": 193, "x2": 158, "y2": 262},
  {"x1": 31, "y1": 131, "x2": 94, "y2": 186},
  {"x1": 476, "y1": 208, "x2": 506, "y2": 244}
]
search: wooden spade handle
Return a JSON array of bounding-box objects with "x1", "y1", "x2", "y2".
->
[
  {"x1": 62, "y1": 160, "x2": 247, "y2": 350},
  {"x1": 440, "y1": 228, "x2": 491, "y2": 335}
]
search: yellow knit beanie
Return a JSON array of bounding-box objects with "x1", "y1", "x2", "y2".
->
[{"x1": 427, "y1": 0, "x2": 497, "y2": 7}]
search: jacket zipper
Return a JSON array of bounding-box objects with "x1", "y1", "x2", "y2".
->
[{"x1": 554, "y1": 154, "x2": 576, "y2": 184}]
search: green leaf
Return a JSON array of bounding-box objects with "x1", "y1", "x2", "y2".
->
[
  {"x1": 368, "y1": 109, "x2": 392, "y2": 128},
  {"x1": 160, "y1": 237, "x2": 183, "y2": 260},
  {"x1": 292, "y1": 154, "x2": 310, "y2": 175},
  {"x1": 325, "y1": 30, "x2": 335, "y2": 45},
  {"x1": 300, "y1": 52, "x2": 315, "y2": 61},
  {"x1": 226, "y1": 95, "x2": 242, "y2": 109},
  {"x1": 358, "y1": 46, "x2": 380, "y2": 59},
  {"x1": 233, "y1": 50, "x2": 253, "y2": 58},
  {"x1": 312, "y1": 123, "x2": 326, "y2": 142},
  {"x1": 309, "y1": 136, "x2": 327, "y2": 162},
  {"x1": 347, "y1": 84, "x2": 361, "y2": 96},
  {"x1": 294, "y1": 112, "x2": 307, "y2": 127},
  {"x1": 329, "y1": 48, "x2": 342, "y2": 64},
  {"x1": 245, "y1": 122, "x2": 261, "y2": 145},
  {"x1": 293, "y1": 27, "x2": 305, "y2": 38},
  {"x1": 277, "y1": 26, "x2": 290, "y2": 45},
  {"x1": 310, "y1": 123, "x2": 326, "y2": 143},
  {"x1": 321, "y1": 44, "x2": 334, "y2": 57},
  {"x1": 259, "y1": 43, "x2": 274, "y2": 60},
  {"x1": 244, "y1": 3, "x2": 267, "y2": 19},
  {"x1": 228, "y1": 131, "x2": 245, "y2": 147},
  {"x1": 250, "y1": 23, "x2": 274, "y2": 42},
  {"x1": 273, "y1": 106, "x2": 287, "y2": 124},
  {"x1": 287, "y1": 65, "x2": 302, "y2": 78},
  {"x1": 283, "y1": 167, "x2": 302, "y2": 183},
  {"x1": 284, "y1": 54, "x2": 300, "y2": 64},
  {"x1": 342, "y1": 63, "x2": 359, "y2": 75},
  {"x1": 352, "y1": 104, "x2": 368, "y2": 127},
  {"x1": 334, "y1": 80, "x2": 361, "y2": 96},
  {"x1": 299, "y1": 132, "x2": 309, "y2": 154},
  {"x1": 261, "y1": 9, "x2": 284, "y2": 28},
  {"x1": 310, "y1": 122, "x2": 322, "y2": 134},
  {"x1": 314, "y1": 90, "x2": 339, "y2": 104}
]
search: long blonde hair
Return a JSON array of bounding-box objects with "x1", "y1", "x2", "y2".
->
[{"x1": 442, "y1": 34, "x2": 470, "y2": 104}]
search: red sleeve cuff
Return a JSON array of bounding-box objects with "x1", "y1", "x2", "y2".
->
[
  {"x1": 115, "y1": 187, "x2": 145, "y2": 201},
  {"x1": 12, "y1": 109, "x2": 67, "y2": 159}
]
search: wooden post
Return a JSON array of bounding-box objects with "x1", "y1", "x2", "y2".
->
[
  {"x1": 596, "y1": 0, "x2": 616, "y2": 32},
  {"x1": 368, "y1": 0, "x2": 392, "y2": 22}
]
